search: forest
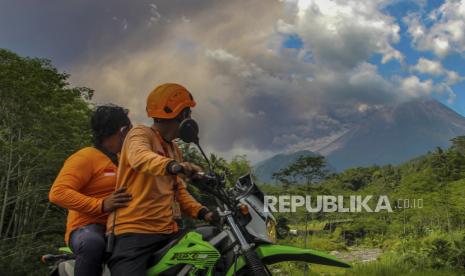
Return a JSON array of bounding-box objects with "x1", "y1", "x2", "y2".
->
[{"x1": 2, "y1": 49, "x2": 465, "y2": 275}]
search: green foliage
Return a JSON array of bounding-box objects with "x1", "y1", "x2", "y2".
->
[
  {"x1": 178, "y1": 142, "x2": 254, "y2": 222},
  {"x1": 178, "y1": 142, "x2": 253, "y2": 186},
  {"x1": 272, "y1": 155, "x2": 329, "y2": 189},
  {"x1": 335, "y1": 167, "x2": 379, "y2": 191},
  {"x1": 451, "y1": 136, "x2": 465, "y2": 156},
  {"x1": 0, "y1": 49, "x2": 93, "y2": 275},
  {"x1": 428, "y1": 238, "x2": 452, "y2": 269},
  {"x1": 227, "y1": 155, "x2": 252, "y2": 185},
  {"x1": 345, "y1": 259, "x2": 462, "y2": 276},
  {"x1": 276, "y1": 216, "x2": 290, "y2": 239},
  {"x1": 265, "y1": 134, "x2": 465, "y2": 274},
  {"x1": 384, "y1": 231, "x2": 465, "y2": 272}
]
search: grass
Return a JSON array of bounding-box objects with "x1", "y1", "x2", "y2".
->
[
  {"x1": 270, "y1": 228, "x2": 465, "y2": 276},
  {"x1": 269, "y1": 260, "x2": 462, "y2": 276}
]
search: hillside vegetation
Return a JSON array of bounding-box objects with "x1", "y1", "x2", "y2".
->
[
  {"x1": 260, "y1": 139, "x2": 465, "y2": 275},
  {"x1": 0, "y1": 49, "x2": 93, "y2": 274}
]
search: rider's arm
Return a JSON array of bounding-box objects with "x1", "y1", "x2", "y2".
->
[
  {"x1": 172, "y1": 143, "x2": 208, "y2": 219},
  {"x1": 125, "y1": 127, "x2": 174, "y2": 176},
  {"x1": 49, "y1": 153, "x2": 104, "y2": 216},
  {"x1": 176, "y1": 179, "x2": 207, "y2": 219}
]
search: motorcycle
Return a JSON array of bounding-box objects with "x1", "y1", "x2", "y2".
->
[{"x1": 42, "y1": 119, "x2": 350, "y2": 275}]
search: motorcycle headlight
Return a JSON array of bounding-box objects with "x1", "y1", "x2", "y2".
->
[{"x1": 266, "y1": 218, "x2": 277, "y2": 243}]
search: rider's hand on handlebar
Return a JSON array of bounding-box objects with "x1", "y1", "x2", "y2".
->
[
  {"x1": 167, "y1": 161, "x2": 204, "y2": 180},
  {"x1": 179, "y1": 162, "x2": 202, "y2": 175},
  {"x1": 102, "y1": 187, "x2": 132, "y2": 213},
  {"x1": 204, "y1": 211, "x2": 220, "y2": 224}
]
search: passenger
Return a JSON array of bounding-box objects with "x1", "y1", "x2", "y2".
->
[{"x1": 49, "y1": 104, "x2": 132, "y2": 276}]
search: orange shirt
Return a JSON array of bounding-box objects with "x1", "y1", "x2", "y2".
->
[
  {"x1": 49, "y1": 147, "x2": 117, "y2": 244},
  {"x1": 108, "y1": 125, "x2": 204, "y2": 235}
]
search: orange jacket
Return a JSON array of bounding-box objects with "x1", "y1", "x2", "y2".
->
[
  {"x1": 108, "y1": 125, "x2": 204, "y2": 235},
  {"x1": 49, "y1": 147, "x2": 117, "y2": 244}
]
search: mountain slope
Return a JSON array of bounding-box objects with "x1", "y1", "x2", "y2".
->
[
  {"x1": 326, "y1": 99, "x2": 465, "y2": 170},
  {"x1": 255, "y1": 99, "x2": 465, "y2": 182}
]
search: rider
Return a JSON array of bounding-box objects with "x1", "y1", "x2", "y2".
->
[
  {"x1": 49, "y1": 105, "x2": 132, "y2": 276},
  {"x1": 107, "y1": 83, "x2": 214, "y2": 276}
]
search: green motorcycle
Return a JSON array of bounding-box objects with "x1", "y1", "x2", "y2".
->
[{"x1": 42, "y1": 119, "x2": 350, "y2": 275}]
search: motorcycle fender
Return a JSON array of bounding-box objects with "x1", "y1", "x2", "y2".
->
[
  {"x1": 226, "y1": 244, "x2": 350, "y2": 275},
  {"x1": 59, "y1": 247, "x2": 73, "y2": 254}
]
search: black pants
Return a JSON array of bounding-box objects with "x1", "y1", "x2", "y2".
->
[
  {"x1": 108, "y1": 233, "x2": 177, "y2": 276},
  {"x1": 69, "y1": 224, "x2": 106, "y2": 276}
]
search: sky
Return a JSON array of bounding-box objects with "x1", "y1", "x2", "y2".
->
[{"x1": 1, "y1": 0, "x2": 465, "y2": 163}]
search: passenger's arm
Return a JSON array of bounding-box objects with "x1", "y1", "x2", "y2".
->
[{"x1": 49, "y1": 154, "x2": 104, "y2": 215}]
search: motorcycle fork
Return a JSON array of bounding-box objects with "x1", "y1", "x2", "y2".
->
[{"x1": 220, "y1": 207, "x2": 253, "y2": 252}]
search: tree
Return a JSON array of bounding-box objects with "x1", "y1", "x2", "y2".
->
[
  {"x1": 227, "y1": 155, "x2": 253, "y2": 185},
  {"x1": 271, "y1": 155, "x2": 329, "y2": 276},
  {"x1": 178, "y1": 142, "x2": 255, "y2": 219},
  {"x1": 451, "y1": 136, "x2": 465, "y2": 156},
  {"x1": 0, "y1": 49, "x2": 93, "y2": 274},
  {"x1": 179, "y1": 142, "x2": 253, "y2": 186},
  {"x1": 272, "y1": 166, "x2": 295, "y2": 189},
  {"x1": 272, "y1": 155, "x2": 329, "y2": 187},
  {"x1": 336, "y1": 167, "x2": 377, "y2": 191}
]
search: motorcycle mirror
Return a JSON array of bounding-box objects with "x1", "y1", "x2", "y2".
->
[
  {"x1": 177, "y1": 118, "x2": 213, "y2": 173},
  {"x1": 178, "y1": 118, "x2": 199, "y2": 144}
]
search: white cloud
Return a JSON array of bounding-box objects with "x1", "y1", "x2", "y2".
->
[
  {"x1": 412, "y1": 57, "x2": 464, "y2": 85},
  {"x1": 205, "y1": 49, "x2": 264, "y2": 78},
  {"x1": 281, "y1": 0, "x2": 403, "y2": 69},
  {"x1": 405, "y1": 0, "x2": 465, "y2": 57},
  {"x1": 399, "y1": 75, "x2": 457, "y2": 103},
  {"x1": 400, "y1": 76, "x2": 433, "y2": 97},
  {"x1": 446, "y1": 70, "x2": 462, "y2": 85},
  {"x1": 412, "y1": 58, "x2": 444, "y2": 76}
]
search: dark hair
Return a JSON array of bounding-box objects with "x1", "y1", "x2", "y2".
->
[{"x1": 91, "y1": 104, "x2": 130, "y2": 146}]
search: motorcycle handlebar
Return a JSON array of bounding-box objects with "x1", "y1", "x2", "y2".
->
[
  {"x1": 192, "y1": 172, "x2": 216, "y2": 182},
  {"x1": 189, "y1": 172, "x2": 222, "y2": 189},
  {"x1": 173, "y1": 164, "x2": 221, "y2": 188},
  {"x1": 172, "y1": 164, "x2": 212, "y2": 181}
]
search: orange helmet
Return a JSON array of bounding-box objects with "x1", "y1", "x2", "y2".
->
[{"x1": 146, "y1": 83, "x2": 196, "y2": 119}]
